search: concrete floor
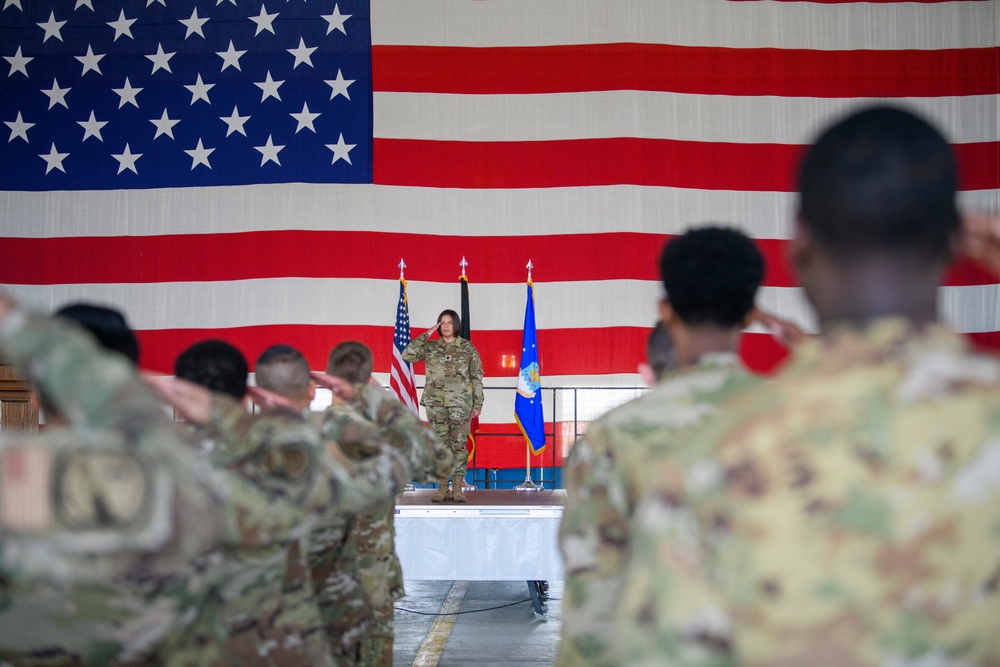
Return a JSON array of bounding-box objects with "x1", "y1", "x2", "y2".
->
[{"x1": 393, "y1": 579, "x2": 563, "y2": 667}]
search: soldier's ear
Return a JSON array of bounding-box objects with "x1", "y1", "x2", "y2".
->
[{"x1": 659, "y1": 298, "x2": 675, "y2": 324}]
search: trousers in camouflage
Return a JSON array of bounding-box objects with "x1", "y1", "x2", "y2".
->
[{"x1": 425, "y1": 405, "x2": 470, "y2": 478}]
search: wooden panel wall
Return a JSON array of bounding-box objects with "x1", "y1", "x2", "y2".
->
[{"x1": 0, "y1": 361, "x2": 38, "y2": 434}]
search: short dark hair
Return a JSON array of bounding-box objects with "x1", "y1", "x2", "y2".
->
[
  {"x1": 56, "y1": 303, "x2": 140, "y2": 365},
  {"x1": 174, "y1": 340, "x2": 248, "y2": 400},
  {"x1": 798, "y1": 105, "x2": 959, "y2": 262},
  {"x1": 437, "y1": 309, "x2": 462, "y2": 336},
  {"x1": 659, "y1": 227, "x2": 764, "y2": 327},
  {"x1": 255, "y1": 345, "x2": 311, "y2": 400},
  {"x1": 326, "y1": 341, "x2": 373, "y2": 384}
]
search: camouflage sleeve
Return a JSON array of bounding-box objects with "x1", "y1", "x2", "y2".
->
[
  {"x1": 557, "y1": 424, "x2": 633, "y2": 667},
  {"x1": 0, "y1": 310, "x2": 235, "y2": 663},
  {"x1": 358, "y1": 383, "x2": 453, "y2": 483},
  {"x1": 201, "y1": 395, "x2": 334, "y2": 546},
  {"x1": 316, "y1": 404, "x2": 411, "y2": 516},
  {"x1": 206, "y1": 395, "x2": 403, "y2": 544},
  {"x1": 469, "y1": 344, "x2": 484, "y2": 410},
  {"x1": 0, "y1": 311, "x2": 164, "y2": 434},
  {"x1": 401, "y1": 330, "x2": 431, "y2": 363}
]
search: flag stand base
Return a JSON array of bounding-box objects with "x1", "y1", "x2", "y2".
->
[{"x1": 514, "y1": 478, "x2": 543, "y2": 492}]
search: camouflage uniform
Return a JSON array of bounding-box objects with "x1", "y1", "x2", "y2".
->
[
  {"x1": 202, "y1": 395, "x2": 415, "y2": 667},
  {"x1": 0, "y1": 311, "x2": 227, "y2": 666},
  {"x1": 402, "y1": 332, "x2": 483, "y2": 479},
  {"x1": 613, "y1": 320, "x2": 1000, "y2": 666},
  {"x1": 349, "y1": 383, "x2": 450, "y2": 666},
  {"x1": 308, "y1": 387, "x2": 449, "y2": 666},
  {"x1": 558, "y1": 353, "x2": 756, "y2": 667},
  {"x1": 186, "y1": 399, "x2": 335, "y2": 667}
]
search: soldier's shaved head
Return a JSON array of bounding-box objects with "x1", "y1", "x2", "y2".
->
[
  {"x1": 326, "y1": 341, "x2": 373, "y2": 384},
  {"x1": 255, "y1": 345, "x2": 312, "y2": 402}
]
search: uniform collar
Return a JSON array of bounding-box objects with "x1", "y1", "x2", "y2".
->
[{"x1": 792, "y1": 317, "x2": 968, "y2": 373}]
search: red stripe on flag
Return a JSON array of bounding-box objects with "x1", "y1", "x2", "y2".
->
[
  {"x1": 373, "y1": 44, "x2": 1000, "y2": 97},
  {"x1": 131, "y1": 324, "x2": 724, "y2": 376},
  {"x1": 137, "y1": 323, "x2": 999, "y2": 380},
  {"x1": 373, "y1": 138, "x2": 998, "y2": 191},
  {"x1": 125, "y1": 326, "x2": 1000, "y2": 417},
  {"x1": 4, "y1": 232, "x2": 996, "y2": 288}
]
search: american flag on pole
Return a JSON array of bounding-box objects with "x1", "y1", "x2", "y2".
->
[
  {"x1": 390, "y1": 276, "x2": 418, "y2": 415},
  {"x1": 1, "y1": 1, "x2": 997, "y2": 466}
]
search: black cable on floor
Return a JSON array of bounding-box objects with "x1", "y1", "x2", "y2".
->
[{"x1": 394, "y1": 598, "x2": 534, "y2": 616}]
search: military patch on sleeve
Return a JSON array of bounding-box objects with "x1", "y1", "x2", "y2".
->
[
  {"x1": 53, "y1": 450, "x2": 153, "y2": 531},
  {"x1": 260, "y1": 444, "x2": 312, "y2": 481},
  {"x1": 1, "y1": 435, "x2": 174, "y2": 555},
  {"x1": 233, "y1": 443, "x2": 318, "y2": 504},
  {"x1": 1, "y1": 446, "x2": 53, "y2": 532},
  {"x1": 382, "y1": 428, "x2": 406, "y2": 451}
]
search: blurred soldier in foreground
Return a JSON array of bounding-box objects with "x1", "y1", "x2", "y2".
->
[
  {"x1": 0, "y1": 291, "x2": 228, "y2": 665},
  {"x1": 152, "y1": 344, "x2": 413, "y2": 666},
  {"x1": 557, "y1": 227, "x2": 765, "y2": 666},
  {"x1": 55, "y1": 302, "x2": 141, "y2": 365},
  {"x1": 173, "y1": 339, "x2": 248, "y2": 458},
  {"x1": 169, "y1": 341, "x2": 333, "y2": 666},
  {"x1": 310, "y1": 341, "x2": 450, "y2": 666},
  {"x1": 614, "y1": 106, "x2": 1000, "y2": 665}
]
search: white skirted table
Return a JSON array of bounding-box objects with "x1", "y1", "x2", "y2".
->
[{"x1": 394, "y1": 489, "x2": 566, "y2": 616}]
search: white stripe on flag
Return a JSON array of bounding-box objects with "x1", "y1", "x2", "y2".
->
[
  {"x1": 7, "y1": 280, "x2": 1000, "y2": 337},
  {"x1": 372, "y1": 0, "x2": 997, "y2": 50},
  {"x1": 3, "y1": 186, "x2": 995, "y2": 241},
  {"x1": 375, "y1": 93, "x2": 1000, "y2": 145}
]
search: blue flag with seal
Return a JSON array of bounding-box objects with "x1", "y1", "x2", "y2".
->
[{"x1": 514, "y1": 280, "x2": 545, "y2": 454}]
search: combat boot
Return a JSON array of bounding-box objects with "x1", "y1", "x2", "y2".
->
[
  {"x1": 451, "y1": 475, "x2": 467, "y2": 503},
  {"x1": 431, "y1": 477, "x2": 450, "y2": 503}
]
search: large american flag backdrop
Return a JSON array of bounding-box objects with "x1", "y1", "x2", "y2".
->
[{"x1": 1, "y1": 0, "x2": 997, "y2": 468}]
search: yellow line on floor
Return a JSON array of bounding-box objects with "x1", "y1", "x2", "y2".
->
[{"x1": 411, "y1": 580, "x2": 470, "y2": 667}]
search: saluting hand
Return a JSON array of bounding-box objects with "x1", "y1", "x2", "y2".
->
[
  {"x1": 959, "y1": 213, "x2": 1000, "y2": 277},
  {"x1": 247, "y1": 385, "x2": 297, "y2": 410},
  {"x1": 143, "y1": 374, "x2": 213, "y2": 425},
  {"x1": 310, "y1": 371, "x2": 355, "y2": 400}
]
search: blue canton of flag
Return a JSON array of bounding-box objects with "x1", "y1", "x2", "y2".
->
[
  {"x1": 0, "y1": 0, "x2": 372, "y2": 190},
  {"x1": 390, "y1": 276, "x2": 418, "y2": 414},
  {"x1": 514, "y1": 280, "x2": 544, "y2": 455}
]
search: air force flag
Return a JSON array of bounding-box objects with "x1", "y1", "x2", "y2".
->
[{"x1": 514, "y1": 280, "x2": 545, "y2": 454}]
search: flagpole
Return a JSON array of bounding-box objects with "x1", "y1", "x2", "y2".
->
[
  {"x1": 459, "y1": 256, "x2": 477, "y2": 493},
  {"x1": 398, "y1": 258, "x2": 416, "y2": 493},
  {"x1": 515, "y1": 260, "x2": 542, "y2": 492}
]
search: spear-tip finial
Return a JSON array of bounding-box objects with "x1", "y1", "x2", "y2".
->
[
  {"x1": 526, "y1": 259, "x2": 533, "y2": 282},
  {"x1": 460, "y1": 256, "x2": 468, "y2": 278},
  {"x1": 398, "y1": 258, "x2": 406, "y2": 279}
]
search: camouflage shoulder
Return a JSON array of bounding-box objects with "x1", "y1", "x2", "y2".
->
[{"x1": 0, "y1": 428, "x2": 226, "y2": 664}]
